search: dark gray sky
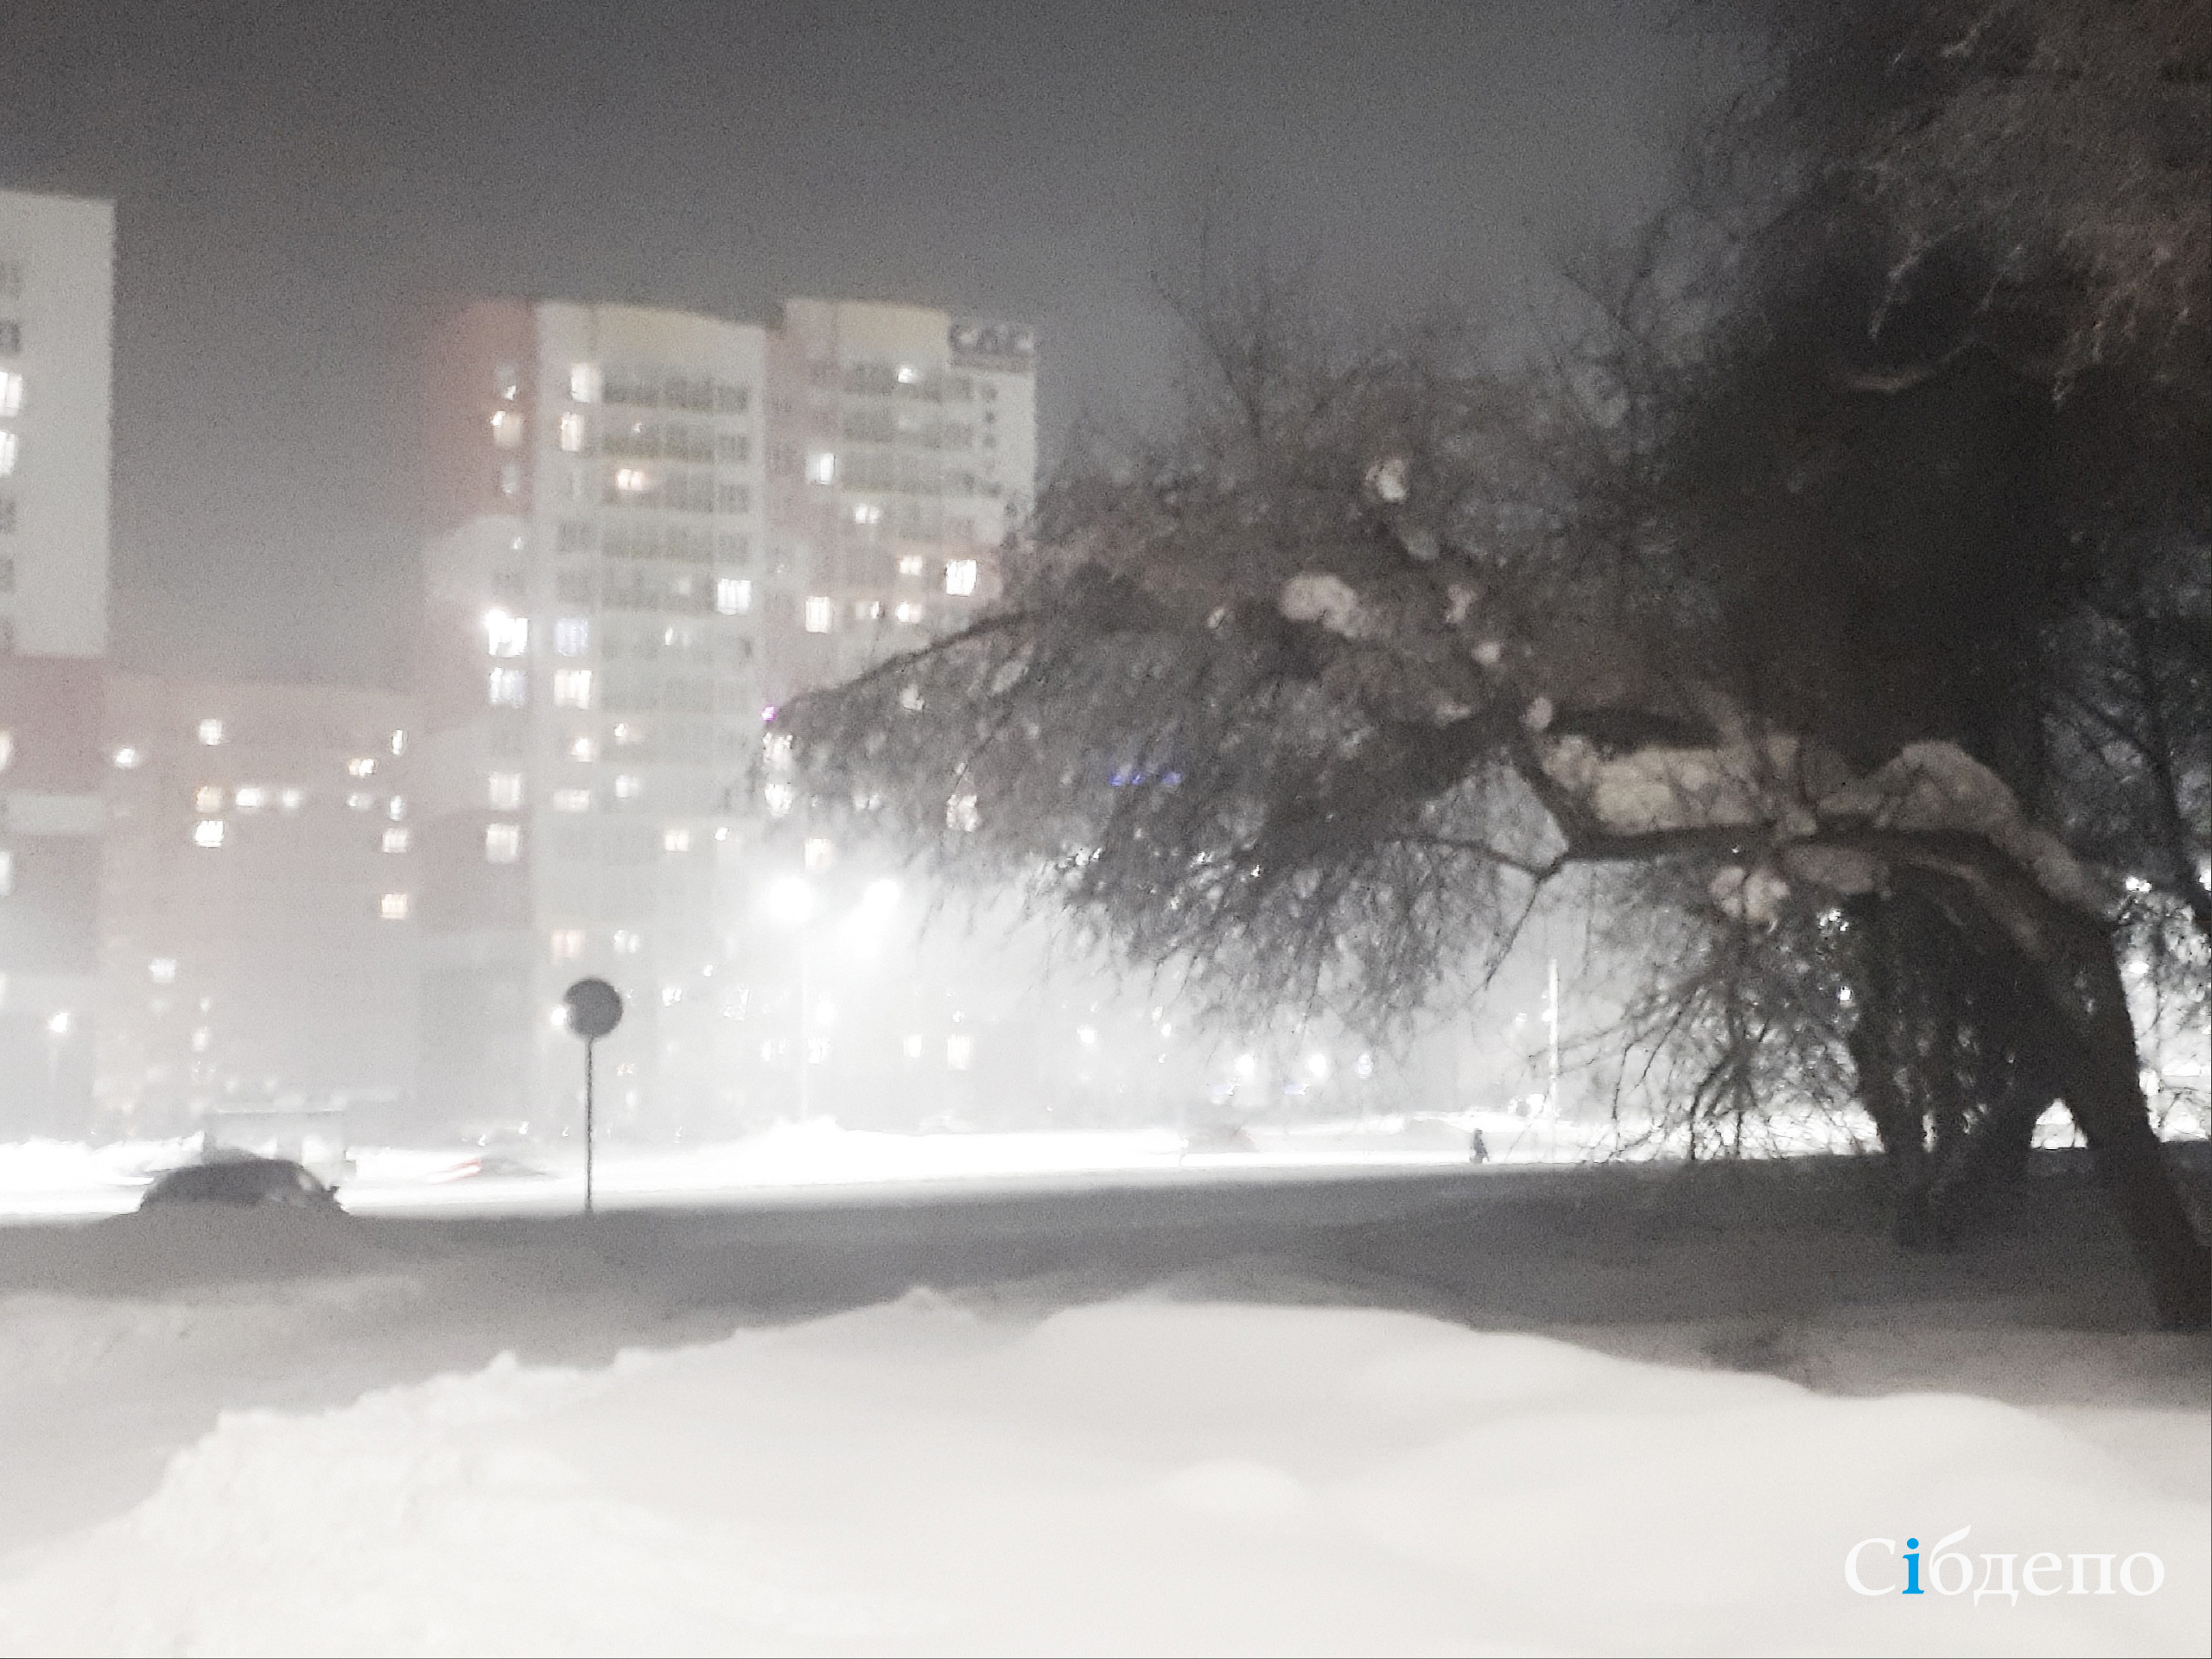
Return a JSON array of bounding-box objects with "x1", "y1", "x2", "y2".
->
[{"x1": 0, "y1": 1, "x2": 1726, "y2": 688}]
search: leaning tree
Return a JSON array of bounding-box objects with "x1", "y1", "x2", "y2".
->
[{"x1": 780, "y1": 2, "x2": 2209, "y2": 1325}]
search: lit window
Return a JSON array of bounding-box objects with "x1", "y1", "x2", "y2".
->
[
  {"x1": 613, "y1": 721, "x2": 641, "y2": 746},
  {"x1": 893, "y1": 601, "x2": 925, "y2": 626},
  {"x1": 664, "y1": 827, "x2": 691, "y2": 853},
  {"x1": 613, "y1": 467, "x2": 650, "y2": 494},
  {"x1": 944, "y1": 559, "x2": 978, "y2": 597},
  {"x1": 851, "y1": 501, "x2": 882, "y2": 525},
  {"x1": 0, "y1": 372, "x2": 21, "y2": 416},
  {"x1": 804, "y1": 451, "x2": 836, "y2": 485},
  {"x1": 346, "y1": 757, "x2": 376, "y2": 778},
  {"x1": 499, "y1": 461, "x2": 523, "y2": 497},
  {"x1": 764, "y1": 781, "x2": 796, "y2": 817},
  {"x1": 946, "y1": 1033, "x2": 975, "y2": 1071},
  {"x1": 804, "y1": 595, "x2": 833, "y2": 633},
  {"x1": 191, "y1": 1027, "x2": 212, "y2": 1053},
  {"x1": 232, "y1": 786, "x2": 267, "y2": 813},
  {"x1": 387, "y1": 796, "x2": 406, "y2": 821},
  {"x1": 852, "y1": 600, "x2": 880, "y2": 621},
  {"x1": 553, "y1": 616, "x2": 589, "y2": 656},
  {"x1": 946, "y1": 792, "x2": 980, "y2": 832},
  {"x1": 485, "y1": 823, "x2": 521, "y2": 863},
  {"x1": 0, "y1": 431, "x2": 16, "y2": 477},
  {"x1": 903, "y1": 1033, "x2": 925, "y2": 1059},
  {"x1": 485, "y1": 610, "x2": 529, "y2": 658},
  {"x1": 613, "y1": 929, "x2": 642, "y2": 955},
  {"x1": 112, "y1": 747, "x2": 143, "y2": 769},
  {"x1": 897, "y1": 554, "x2": 925, "y2": 577},
  {"x1": 382, "y1": 826, "x2": 410, "y2": 853},
  {"x1": 0, "y1": 731, "x2": 11, "y2": 773},
  {"x1": 490, "y1": 410, "x2": 524, "y2": 448},
  {"x1": 149, "y1": 957, "x2": 178, "y2": 985},
  {"x1": 553, "y1": 669, "x2": 592, "y2": 709},
  {"x1": 569, "y1": 363, "x2": 601, "y2": 404},
  {"x1": 487, "y1": 771, "x2": 524, "y2": 810},
  {"x1": 551, "y1": 929, "x2": 586, "y2": 961},
  {"x1": 896, "y1": 363, "x2": 922, "y2": 385},
  {"x1": 714, "y1": 578, "x2": 751, "y2": 615},
  {"x1": 662, "y1": 985, "x2": 683, "y2": 1006},
  {"x1": 390, "y1": 729, "x2": 406, "y2": 755},
  {"x1": 762, "y1": 733, "x2": 793, "y2": 770},
  {"x1": 552, "y1": 788, "x2": 592, "y2": 812},
  {"x1": 488, "y1": 668, "x2": 527, "y2": 707},
  {"x1": 379, "y1": 892, "x2": 410, "y2": 920},
  {"x1": 193, "y1": 819, "x2": 226, "y2": 849},
  {"x1": 494, "y1": 362, "x2": 519, "y2": 401},
  {"x1": 568, "y1": 735, "x2": 595, "y2": 762},
  {"x1": 346, "y1": 791, "x2": 375, "y2": 811},
  {"x1": 194, "y1": 785, "x2": 223, "y2": 813},
  {"x1": 804, "y1": 836, "x2": 835, "y2": 872},
  {"x1": 0, "y1": 848, "x2": 10, "y2": 895},
  {"x1": 198, "y1": 719, "x2": 225, "y2": 746},
  {"x1": 279, "y1": 787, "x2": 304, "y2": 813},
  {"x1": 613, "y1": 773, "x2": 641, "y2": 800},
  {"x1": 558, "y1": 411, "x2": 586, "y2": 453}
]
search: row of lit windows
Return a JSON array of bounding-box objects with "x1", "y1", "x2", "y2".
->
[
  {"x1": 111, "y1": 723, "x2": 406, "y2": 763},
  {"x1": 188, "y1": 817, "x2": 408, "y2": 853},
  {"x1": 486, "y1": 769, "x2": 651, "y2": 811}
]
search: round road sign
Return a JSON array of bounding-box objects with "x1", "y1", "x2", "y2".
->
[{"x1": 563, "y1": 977, "x2": 624, "y2": 1039}]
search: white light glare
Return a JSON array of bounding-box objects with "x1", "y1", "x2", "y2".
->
[{"x1": 766, "y1": 875, "x2": 815, "y2": 927}]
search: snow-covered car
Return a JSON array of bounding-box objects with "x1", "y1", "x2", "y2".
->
[{"x1": 139, "y1": 1156, "x2": 343, "y2": 1211}]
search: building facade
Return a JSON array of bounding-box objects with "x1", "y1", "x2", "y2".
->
[
  {"x1": 0, "y1": 188, "x2": 113, "y2": 1136},
  {"x1": 96, "y1": 677, "x2": 421, "y2": 1140},
  {"x1": 415, "y1": 296, "x2": 1035, "y2": 1138}
]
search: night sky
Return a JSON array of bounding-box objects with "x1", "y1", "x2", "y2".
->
[{"x1": 0, "y1": 1, "x2": 1726, "y2": 687}]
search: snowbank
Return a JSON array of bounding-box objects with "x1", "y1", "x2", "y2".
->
[{"x1": 0, "y1": 1295, "x2": 2201, "y2": 1656}]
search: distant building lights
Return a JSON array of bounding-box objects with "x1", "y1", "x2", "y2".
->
[
  {"x1": 197, "y1": 719, "x2": 225, "y2": 747},
  {"x1": 484, "y1": 610, "x2": 529, "y2": 658},
  {"x1": 192, "y1": 819, "x2": 226, "y2": 849},
  {"x1": 804, "y1": 595, "x2": 834, "y2": 633},
  {"x1": 378, "y1": 892, "x2": 410, "y2": 921},
  {"x1": 944, "y1": 559, "x2": 978, "y2": 596},
  {"x1": 112, "y1": 747, "x2": 143, "y2": 769}
]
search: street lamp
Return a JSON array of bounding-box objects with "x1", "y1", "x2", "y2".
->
[{"x1": 562, "y1": 977, "x2": 623, "y2": 1216}]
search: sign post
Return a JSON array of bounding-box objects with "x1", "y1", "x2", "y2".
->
[{"x1": 562, "y1": 977, "x2": 623, "y2": 1217}]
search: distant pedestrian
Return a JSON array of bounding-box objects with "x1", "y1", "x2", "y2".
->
[{"x1": 1469, "y1": 1128, "x2": 1490, "y2": 1165}]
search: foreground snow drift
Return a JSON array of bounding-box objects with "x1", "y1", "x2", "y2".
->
[{"x1": 1, "y1": 1295, "x2": 2202, "y2": 1657}]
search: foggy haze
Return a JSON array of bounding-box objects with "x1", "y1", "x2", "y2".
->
[{"x1": 0, "y1": 0, "x2": 1721, "y2": 687}]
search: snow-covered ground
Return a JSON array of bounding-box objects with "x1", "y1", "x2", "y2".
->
[
  {"x1": 0, "y1": 1115, "x2": 1628, "y2": 1223},
  {"x1": 0, "y1": 1160, "x2": 2204, "y2": 1656}
]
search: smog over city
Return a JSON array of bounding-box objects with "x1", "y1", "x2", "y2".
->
[{"x1": 0, "y1": 4, "x2": 2204, "y2": 1655}]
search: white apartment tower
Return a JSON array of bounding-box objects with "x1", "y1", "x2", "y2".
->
[
  {"x1": 416, "y1": 296, "x2": 1034, "y2": 1136},
  {"x1": 0, "y1": 188, "x2": 113, "y2": 1135}
]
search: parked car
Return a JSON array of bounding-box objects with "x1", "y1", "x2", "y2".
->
[{"x1": 139, "y1": 1156, "x2": 343, "y2": 1211}]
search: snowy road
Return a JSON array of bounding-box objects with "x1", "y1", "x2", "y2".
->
[{"x1": 1, "y1": 1157, "x2": 2206, "y2": 1656}]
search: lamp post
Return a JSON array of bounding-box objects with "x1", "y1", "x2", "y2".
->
[{"x1": 562, "y1": 977, "x2": 623, "y2": 1216}]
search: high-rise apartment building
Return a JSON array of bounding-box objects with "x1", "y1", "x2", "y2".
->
[
  {"x1": 416, "y1": 296, "x2": 1035, "y2": 1136},
  {"x1": 97, "y1": 677, "x2": 421, "y2": 1139},
  {"x1": 0, "y1": 188, "x2": 112, "y2": 1135}
]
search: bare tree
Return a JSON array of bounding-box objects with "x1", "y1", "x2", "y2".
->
[{"x1": 781, "y1": 7, "x2": 2209, "y2": 1325}]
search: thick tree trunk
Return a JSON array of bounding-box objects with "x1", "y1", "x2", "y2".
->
[{"x1": 2031, "y1": 918, "x2": 2211, "y2": 1329}]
